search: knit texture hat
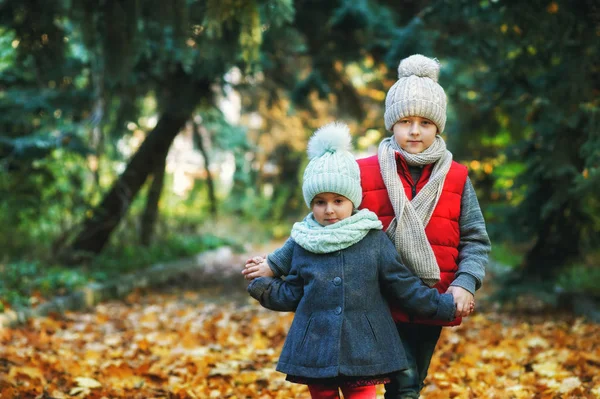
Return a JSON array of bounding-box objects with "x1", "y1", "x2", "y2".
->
[
  {"x1": 302, "y1": 122, "x2": 362, "y2": 208},
  {"x1": 384, "y1": 54, "x2": 447, "y2": 133}
]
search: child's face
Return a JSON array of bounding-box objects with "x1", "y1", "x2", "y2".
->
[
  {"x1": 392, "y1": 116, "x2": 438, "y2": 154},
  {"x1": 311, "y1": 192, "x2": 354, "y2": 226}
]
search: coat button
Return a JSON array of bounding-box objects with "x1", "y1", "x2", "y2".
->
[
  {"x1": 333, "y1": 277, "x2": 342, "y2": 285},
  {"x1": 334, "y1": 306, "x2": 342, "y2": 315}
]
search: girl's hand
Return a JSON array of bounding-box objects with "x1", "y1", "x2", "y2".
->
[{"x1": 242, "y1": 255, "x2": 273, "y2": 280}]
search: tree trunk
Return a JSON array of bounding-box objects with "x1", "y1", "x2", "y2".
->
[
  {"x1": 193, "y1": 121, "x2": 217, "y2": 217},
  {"x1": 68, "y1": 113, "x2": 187, "y2": 256},
  {"x1": 66, "y1": 69, "x2": 210, "y2": 259},
  {"x1": 140, "y1": 154, "x2": 166, "y2": 246}
]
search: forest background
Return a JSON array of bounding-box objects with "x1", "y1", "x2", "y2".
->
[{"x1": 0, "y1": 0, "x2": 599, "y2": 315}]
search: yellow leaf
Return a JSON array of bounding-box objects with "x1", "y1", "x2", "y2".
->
[
  {"x1": 237, "y1": 371, "x2": 259, "y2": 385},
  {"x1": 74, "y1": 376, "x2": 102, "y2": 388},
  {"x1": 69, "y1": 387, "x2": 91, "y2": 396},
  {"x1": 527, "y1": 337, "x2": 549, "y2": 348},
  {"x1": 558, "y1": 377, "x2": 581, "y2": 394},
  {"x1": 48, "y1": 390, "x2": 69, "y2": 399},
  {"x1": 532, "y1": 361, "x2": 559, "y2": 377}
]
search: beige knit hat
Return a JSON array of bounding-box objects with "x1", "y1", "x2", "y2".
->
[{"x1": 384, "y1": 54, "x2": 447, "y2": 133}]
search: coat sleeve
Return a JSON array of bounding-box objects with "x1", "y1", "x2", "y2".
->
[
  {"x1": 266, "y1": 237, "x2": 295, "y2": 277},
  {"x1": 377, "y1": 233, "x2": 456, "y2": 321},
  {"x1": 247, "y1": 258, "x2": 304, "y2": 312}
]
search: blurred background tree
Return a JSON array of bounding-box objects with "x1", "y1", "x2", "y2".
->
[
  {"x1": 0, "y1": 0, "x2": 598, "y2": 307},
  {"x1": 424, "y1": 0, "x2": 600, "y2": 291}
]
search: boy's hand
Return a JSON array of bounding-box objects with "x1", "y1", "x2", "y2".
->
[
  {"x1": 446, "y1": 286, "x2": 475, "y2": 317},
  {"x1": 242, "y1": 255, "x2": 274, "y2": 280}
]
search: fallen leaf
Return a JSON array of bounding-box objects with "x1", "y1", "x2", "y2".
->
[
  {"x1": 8, "y1": 366, "x2": 46, "y2": 385},
  {"x1": 73, "y1": 376, "x2": 102, "y2": 388},
  {"x1": 0, "y1": 284, "x2": 597, "y2": 398},
  {"x1": 558, "y1": 376, "x2": 581, "y2": 394}
]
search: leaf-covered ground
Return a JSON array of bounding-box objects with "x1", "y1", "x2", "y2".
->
[{"x1": 1, "y1": 274, "x2": 599, "y2": 398}]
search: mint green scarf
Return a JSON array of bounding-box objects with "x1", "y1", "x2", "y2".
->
[{"x1": 291, "y1": 209, "x2": 383, "y2": 254}]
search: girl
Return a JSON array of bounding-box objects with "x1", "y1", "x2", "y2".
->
[{"x1": 246, "y1": 122, "x2": 456, "y2": 399}]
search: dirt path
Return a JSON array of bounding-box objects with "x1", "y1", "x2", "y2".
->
[{"x1": 1, "y1": 248, "x2": 599, "y2": 398}]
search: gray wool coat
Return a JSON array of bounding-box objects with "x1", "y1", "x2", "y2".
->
[{"x1": 247, "y1": 229, "x2": 455, "y2": 379}]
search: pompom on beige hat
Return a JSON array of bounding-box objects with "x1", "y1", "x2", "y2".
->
[{"x1": 384, "y1": 54, "x2": 447, "y2": 133}]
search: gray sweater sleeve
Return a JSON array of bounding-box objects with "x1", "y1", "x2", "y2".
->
[
  {"x1": 451, "y1": 177, "x2": 491, "y2": 295},
  {"x1": 266, "y1": 237, "x2": 295, "y2": 277}
]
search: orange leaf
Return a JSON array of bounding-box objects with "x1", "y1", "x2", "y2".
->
[{"x1": 8, "y1": 366, "x2": 47, "y2": 385}]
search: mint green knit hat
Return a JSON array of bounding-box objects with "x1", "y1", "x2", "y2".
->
[{"x1": 302, "y1": 122, "x2": 362, "y2": 208}]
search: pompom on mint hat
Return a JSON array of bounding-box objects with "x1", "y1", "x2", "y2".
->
[
  {"x1": 302, "y1": 122, "x2": 362, "y2": 209},
  {"x1": 384, "y1": 54, "x2": 447, "y2": 133}
]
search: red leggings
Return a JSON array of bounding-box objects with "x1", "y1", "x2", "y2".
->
[{"x1": 308, "y1": 384, "x2": 377, "y2": 399}]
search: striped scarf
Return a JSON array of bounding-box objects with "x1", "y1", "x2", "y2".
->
[{"x1": 377, "y1": 135, "x2": 452, "y2": 286}]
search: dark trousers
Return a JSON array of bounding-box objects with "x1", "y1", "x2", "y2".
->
[{"x1": 384, "y1": 322, "x2": 442, "y2": 399}]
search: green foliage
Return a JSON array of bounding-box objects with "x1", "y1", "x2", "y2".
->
[
  {"x1": 490, "y1": 275, "x2": 559, "y2": 308},
  {"x1": 90, "y1": 233, "x2": 237, "y2": 276},
  {"x1": 0, "y1": 27, "x2": 16, "y2": 73},
  {"x1": 200, "y1": 107, "x2": 247, "y2": 150},
  {"x1": 490, "y1": 258, "x2": 600, "y2": 309},
  {"x1": 261, "y1": 0, "x2": 295, "y2": 28},
  {"x1": 557, "y1": 264, "x2": 600, "y2": 296},
  {"x1": 0, "y1": 0, "x2": 597, "y2": 303},
  {"x1": 203, "y1": 0, "x2": 294, "y2": 66},
  {"x1": 0, "y1": 232, "x2": 236, "y2": 312},
  {"x1": 421, "y1": 0, "x2": 600, "y2": 275},
  {"x1": 0, "y1": 150, "x2": 94, "y2": 259},
  {"x1": 489, "y1": 242, "x2": 524, "y2": 269},
  {"x1": 0, "y1": 261, "x2": 88, "y2": 311},
  {"x1": 1, "y1": 1, "x2": 69, "y2": 82}
]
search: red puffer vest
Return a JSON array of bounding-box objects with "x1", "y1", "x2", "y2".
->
[{"x1": 357, "y1": 154, "x2": 467, "y2": 326}]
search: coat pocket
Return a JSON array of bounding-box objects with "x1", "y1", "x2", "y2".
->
[
  {"x1": 364, "y1": 314, "x2": 378, "y2": 343},
  {"x1": 298, "y1": 315, "x2": 314, "y2": 350}
]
